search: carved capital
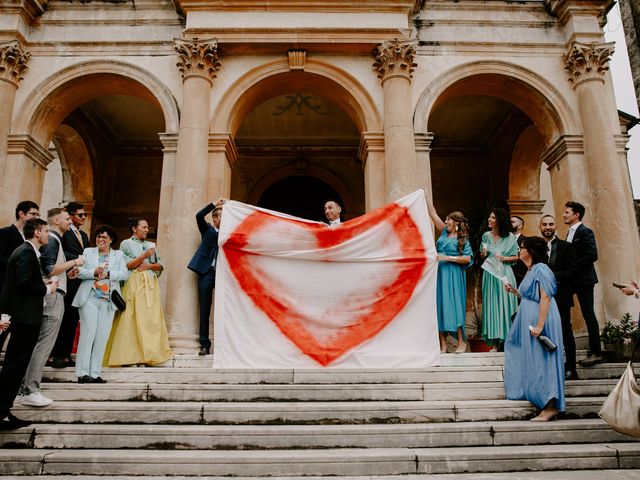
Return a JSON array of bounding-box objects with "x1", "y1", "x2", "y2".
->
[
  {"x1": 372, "y1": 40, "x2": 417, "y2": 84},
  {"x1": 0, "y1": 41, "x2": 30, "y2": 87},
  {"x1": 563, "y1": 41, "x2": 614, "y2": 87},
  {"x1": 175, "y1": 38, "x2": 221, "y2": 84}
]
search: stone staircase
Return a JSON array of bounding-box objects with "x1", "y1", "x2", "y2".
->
[{"x1": 1, "y1": 352, "x2": 639, "y2": 477}]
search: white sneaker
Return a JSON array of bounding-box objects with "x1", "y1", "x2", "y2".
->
[{"x1": 21, "y1": 391, "x2": 53, "y2": 407}]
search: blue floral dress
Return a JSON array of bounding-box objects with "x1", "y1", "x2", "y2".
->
[{"x1": 504, "y1": 263, "x2": 565, "y2": 412}]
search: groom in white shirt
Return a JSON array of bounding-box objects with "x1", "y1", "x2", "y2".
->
[{"x1": 324, "y1": 200, "x2": 342, "y2": 227}]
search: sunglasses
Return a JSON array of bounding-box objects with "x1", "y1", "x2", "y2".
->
[{"x1": 74, "y1": 213, "x2": 87, "y2": 217}]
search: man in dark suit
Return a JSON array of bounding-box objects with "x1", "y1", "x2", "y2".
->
[
  {"x1": 510, "y1": 215, "x2": 527, "y2": 286},
  {"x1": 0, "y1": 218, "x2": 56, "y2": 429},
  {"x1": 188, "y1": 199, "x2": 225, "y2": 355},
  {"x1": 563, "y1": 201, "x2": 603, "y2": 366},
  {"x1": 0, "y1": 201, "x2": 40, "y2": 355},
  {"x1": 540, "y1": 214, "x2": 580, "y2": 379},
  {"x1": 50, "y1": 202, "x2": 90, "y2": 368}
]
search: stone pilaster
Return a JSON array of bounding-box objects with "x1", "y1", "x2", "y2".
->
[
  {"x1": 164, "y1": 38, "x2": 221, "y2": 352},
  {"x1": 0, "y1": 41, "x2": 31, "y2": 224},
  {"x1": 373, "y1": 40, "x2": 418, "y2": 203},
  {"x1": 563, "y1": 40, "x2": 640, "y2": 320},
  {"x1": 414, "y1": 132, "x2": 434, "y2": 203},
  {"x1": 358, "y1": 132, "x2": 385, "y2": 211}
]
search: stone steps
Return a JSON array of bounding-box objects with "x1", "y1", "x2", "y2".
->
[
  {"x1": 9, "y1": 397, "x2": 610, "y2": 425},
  {"x1": 1, "y1": 419, "x2": 636, "y2": 450},
  {"x1": 36, "y1": 378, "x2": 621, "y2": 402},
  {"x1": 1, "y1": 443, "x2": 639, "y2": 476},
  {"x1": 41, "y1": 362, "x2": 634, "y2": 384}
]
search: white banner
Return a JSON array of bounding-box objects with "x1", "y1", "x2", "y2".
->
[{"x1": 213, "y1": 190, "x2": 439, "y2": 368}]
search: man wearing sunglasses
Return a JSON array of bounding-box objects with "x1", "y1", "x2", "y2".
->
[
  {"x1": 0, "y1": 201, "x2": 40, "y2": 355},
  {"x1": 49, "y1": 202, "x2": 90, "y2": 369}
]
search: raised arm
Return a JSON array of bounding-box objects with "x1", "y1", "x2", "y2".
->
[{"x1": 427, "y1": 202, "x2": 445, "y2": 233}]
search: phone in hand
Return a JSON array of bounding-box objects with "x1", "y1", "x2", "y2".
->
[{"x1": 613, "y1": 282, "x2": 626, "y2": 289}]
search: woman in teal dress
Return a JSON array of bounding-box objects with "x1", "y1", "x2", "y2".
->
[
  {"x1": 504, "y1": 236, "x2": 565, "y2": 421},
  {"x1": 480, "y1": 207, "x2": 518, "y2": 351},
  {"x1": 428, "y1": 203, "x2": 473, "y2": 353}
]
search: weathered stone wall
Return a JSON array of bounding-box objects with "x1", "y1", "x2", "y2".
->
[{"x1": 620, "y1": 0, "x2": 640, "y2": 112}]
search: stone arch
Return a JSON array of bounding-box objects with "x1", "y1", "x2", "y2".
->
[
  {"x1": 414, "y1": 60, "x2": 578, "y2": 145},
  {"x1": 211, "y1": 58, "x2": 382, "y2": 135},
  {"x1": 14, "y1": 60, "x2": 180, "y2": 147}
]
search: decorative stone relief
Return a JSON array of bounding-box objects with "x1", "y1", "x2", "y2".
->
[
  {"x1": 0, "y1": 41, "x2": 30, "y2": 87},
  {"x1": 563, "y1": 41, "x2": 615, "y2": 86},
  {"x1": 288, "y1": 50, "x2": 306, "y2": 71},
  {"x1": 175, "y1": 38, "x2": 221, "y2": 83},
  {"x1": 372, "y1": 40, "x2": 417, "y2": 83}
]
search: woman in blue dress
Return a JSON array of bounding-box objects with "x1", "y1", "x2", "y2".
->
[
  {"x1": 428, "y1": 203, "x2": 473, "y2": 353},
  {"x1": 504, "y1": 236, "x2": 565, "y2": 422}
]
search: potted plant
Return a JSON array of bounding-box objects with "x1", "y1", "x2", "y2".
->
[{"x1": 601, "y1": 313, "x2": 639, "y2": 362}]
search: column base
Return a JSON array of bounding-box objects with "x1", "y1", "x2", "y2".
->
[{"x1": 169, "y1": 334, "x2": 201, "y2": 354}]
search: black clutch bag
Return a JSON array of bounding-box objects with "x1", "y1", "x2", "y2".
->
[
  {"x1": 111, "y1": 290, "x2": 126, "y2": 311},
  {"x1": 529, "y1": 326, "x2": 557, "y2": 352}
]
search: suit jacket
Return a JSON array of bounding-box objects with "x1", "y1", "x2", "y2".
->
[
  {"x1": 72, "y1": 247, "x2": 129, "y2": 311},
  {"x1": 569, "y1": 223, "x2": 598, "y2": 286},
  {"x1": 187, "y1": 203, "x2": 219, "y2": 276},
  {"x1": 0, "y1": 224, "x2": 24, "y2": 291},
  {"x1": 512, "y1": 233, "x2": 528, "y2": 286},
  {"x1": 548, "y1": 237, "x2": 578, "y2": 307},
  {"x1": 0, "y1": 242, "x2": 47, "y2": 325},
  {"x1": 62, "y1": 227, "x2": 90, "y2": 261}
]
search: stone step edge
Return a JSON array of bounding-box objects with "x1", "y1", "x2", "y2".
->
[{"x1": 1, "y1": 443, "x2": 638, "y2": 476}]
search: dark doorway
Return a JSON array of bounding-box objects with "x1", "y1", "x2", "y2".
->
[{"x1": 258, "y1": 176, "x2": 343, "y2": 222}]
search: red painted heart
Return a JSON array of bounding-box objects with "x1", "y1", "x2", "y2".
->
[{"x1": 223, "y1": 203, "x2": 427, "y2": 366}]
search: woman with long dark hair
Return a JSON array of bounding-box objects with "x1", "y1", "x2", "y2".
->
[
  {"x1": 480, "y1": 207, "x2": 518, "y2": 351},
  {"x1": 504, "y1": 236, "x2": 565, "y2": 421},
  {"x1": 428, "y1": 204, "x2": 473, "y2": 353}
]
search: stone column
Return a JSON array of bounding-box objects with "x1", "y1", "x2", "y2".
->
[
  {"x1": 415, "y1": 132, "x2": 434, "y2": 203},
  {"x1": 0, "y1": 41, "x2": 30, "y2": 224},
  {"x1": 164, "y1": 38, "x2": 221, "y2": 352},
  {"x1": 358, "y1": 132, "x2": 385, "y2": 211},
  {"x1": 207, "y1": 133, "x2": 236, "y2": 201},
  {"x1": 564, "y1": 41, "x2": 640, "y2": 319},
  {"x1": 373, "y1": 40, "x2": 418, "y2": 203},
  {"x1": 506, "y1": 200, "x2": 546, "y2": 237}
]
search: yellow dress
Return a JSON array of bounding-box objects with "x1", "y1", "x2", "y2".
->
[{"x1": 104, "y1": 241, "x2": 173, "y2": 366}]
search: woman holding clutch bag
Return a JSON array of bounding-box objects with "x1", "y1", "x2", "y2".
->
[
  {"x1": 503, "y1": 236, "x2": 565, "y2": 421},
  {"x1": 73, "y1": 225, "x2": 129, "y2": 384},
  {"x1": 103, "y1": 218, "x2": 173, "y2": 367}
]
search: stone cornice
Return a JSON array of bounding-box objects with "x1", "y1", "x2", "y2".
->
[
  {"x1": 358, "y1": 132, "x2": 384, "y2": 166},
  {"x1": 208, "y1": 133, "x2": 238, "y2": 170},
  {"x1": 414, "y1": 132, "x2": 434, "y2": 151},
  {"x1": 159, "y1": 133, "x2": 179, "y2": 154},
  {"x1": 0, "y1": 40, "x2": 30, "y2": 88},
  {"x1": 175, "y1": 0, "x2": 418, "y2": 13},
  {"x1": 175, "y1": 37, "x2": 221, "y2": 84},
  {"x1": 372, "y1": 39, "x2": 417, "y2": 84},
  {"x1": 563, "y1": 40, "x2": 614, "y2": 87},
  {"x1": 7, "y1": 134, "x2": 53, "y2": 169},
  {"x1": 544, "y1": 0, "x2": 613, "y2": 24},
  {"x1": 506, "y1": 199, "x2": 546, "y2": 215},
  {"x1": 540, "y1": 134, "x2": 584, "y2": 169}
]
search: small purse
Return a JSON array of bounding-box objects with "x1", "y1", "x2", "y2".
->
[
  {"x1": 111, "y1": 290, "x2": 126, "y2": 311},
  {"x1": 599, "y1": 339, "x2": 640, "y2": 437}
]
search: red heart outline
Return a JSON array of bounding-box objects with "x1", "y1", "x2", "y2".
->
[{"x1": 223, "y1": 203, "x2": 427, "y2": 366}]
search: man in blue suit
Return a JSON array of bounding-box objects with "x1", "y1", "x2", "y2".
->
[{"x1": 188, "y1": 199, "x2": 225, "y2": 355}]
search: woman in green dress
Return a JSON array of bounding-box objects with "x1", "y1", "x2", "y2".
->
[{"x1": 480, "y1": 207, "x2": 518, "y2": 351}]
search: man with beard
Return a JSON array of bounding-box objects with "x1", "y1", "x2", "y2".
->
[{"x1": 539, "y1": 214, "x2": 579, "y2": 379}]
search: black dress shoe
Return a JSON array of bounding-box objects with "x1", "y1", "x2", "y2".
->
[
  {"x1": 0, "y1": 413, "x2": 32, "y2": 430},
  {"x1": 91, "y1": 377, "x2": 107, "y2": 384},
  {"x1": 198, "y1": 346, "x2": 210, "y2": 356},
  {"x1": 49, "y1": 358, "x2": 67, "y2": 369},
  {"x1": 579, "y1": 354, "x2": 605, "y2": 366},
  {"x1": 565, "y1": 370, "x2": 580, "y2": 380},
  {"x1": 67, "y1": 358, "x2": 75, "y2": 367},
  {"x1": 78, "y1": 375, "x2": 92, "y2": 384}
]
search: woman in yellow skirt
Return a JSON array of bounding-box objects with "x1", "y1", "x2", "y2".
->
[{"x1": 104, "y1": 218, "x2": 173, "y2": 366}]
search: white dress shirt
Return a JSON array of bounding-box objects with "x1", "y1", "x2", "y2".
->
[{"x1": 566, "y1": 221, "x2": 582, "y2": 243}]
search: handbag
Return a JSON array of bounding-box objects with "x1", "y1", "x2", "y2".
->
[
  {"x1": 598, "y1": 338, "x2": 640, "y2": 437},
  {"x1": 111, "y1": 290, "x2": 126, "y2": 311}
]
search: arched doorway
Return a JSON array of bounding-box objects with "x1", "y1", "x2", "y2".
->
[
  {"x1": 16, "y1": 61, "x2": 179, "y2": 241},
  {"x1": 258, "y1": 176, "x2": 343, "y2": 222},
  {"x1": 211, "y1": 58, "x2": 383, "y2": 214}
]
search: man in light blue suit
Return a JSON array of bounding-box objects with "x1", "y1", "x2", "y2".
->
[{"x1": 188, "y1": 198, "x2": 225, "y2": 356}]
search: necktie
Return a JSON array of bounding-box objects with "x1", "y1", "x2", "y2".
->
[{"x1": 74, "y1": 229, "x2": 82, "y2": 246}]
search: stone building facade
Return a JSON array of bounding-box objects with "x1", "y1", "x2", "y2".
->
[
  {"x1": 620, "y1": 0, "x2": 640, "y2": 111},
  {"x1": 0, "y1": 0, "x2": 638, "y2": 351}
]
